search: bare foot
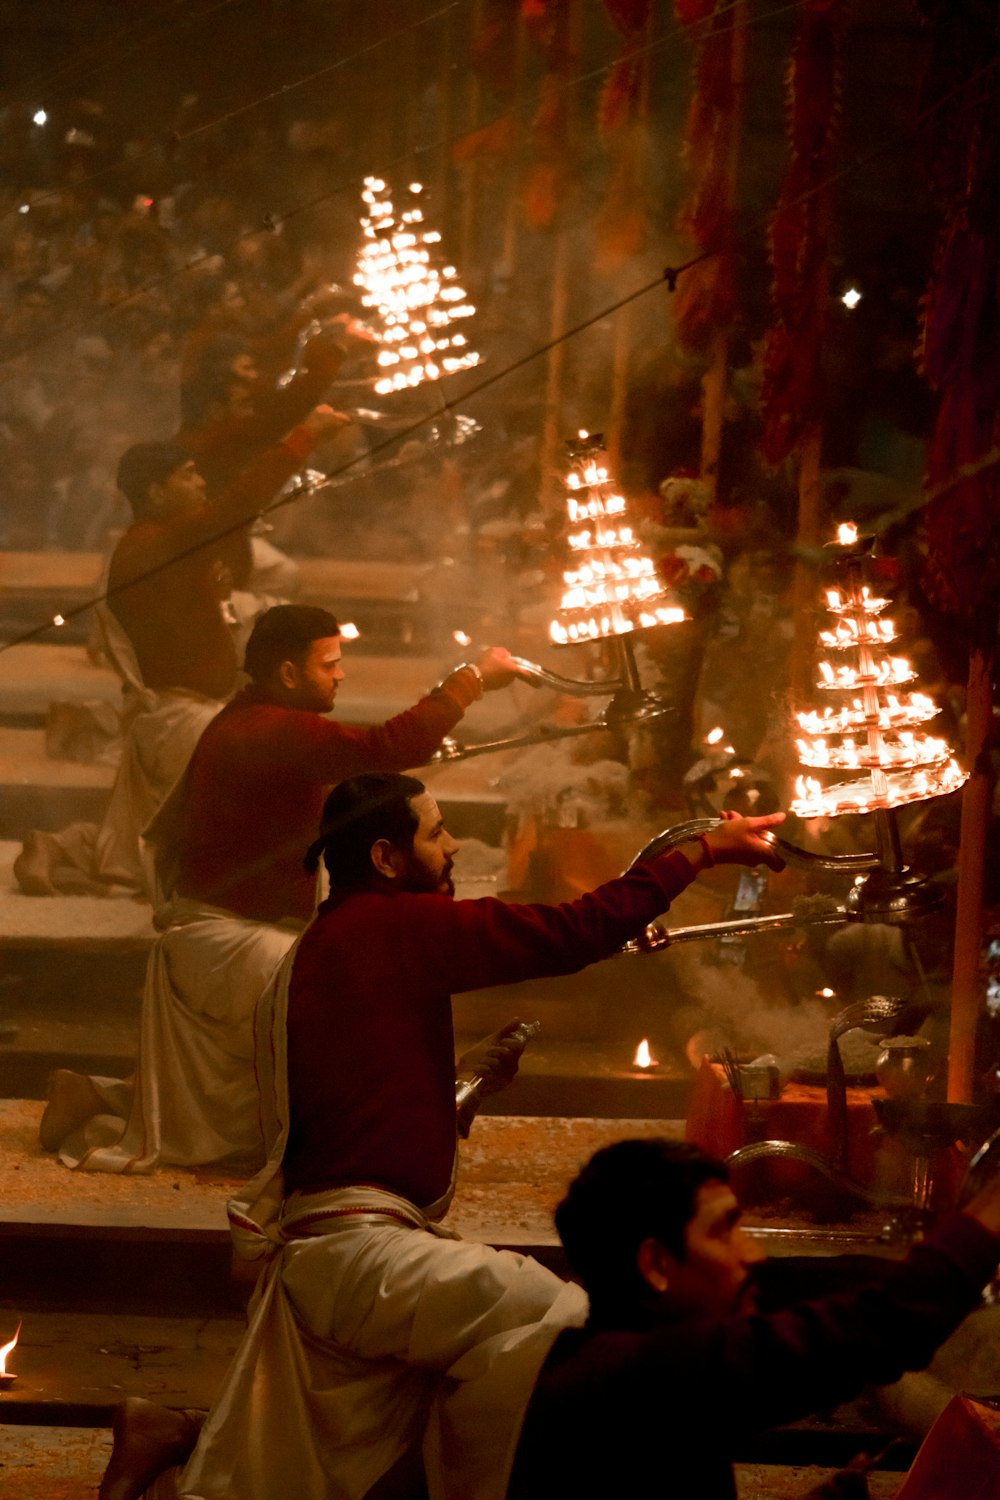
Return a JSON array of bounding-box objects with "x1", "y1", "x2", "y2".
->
[
  {"x1": 39, "y1": 1069, "x2": 106, "y2": 1152},
  {"x1": 12, "y1": 830, "x2": 61, "y2": 895},
  {"x1": 99, "y1": 1398, "x2": 203, "y2": 1500}
]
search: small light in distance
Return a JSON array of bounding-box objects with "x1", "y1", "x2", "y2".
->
[
  {"x1": 18, "y1": 204, "x2": 29, "y2": 215},
  {"x1": 52, "y1": 614, "x2": 65, "y2": 627},
  {"x1": 841, "y1": 287, "x2": 862, "y2": 310},
  {"x1": 452, "y1": 629, "x2": 472, "y2": 647},
  {"x1": 339, "y1": 621, "x2": 360, "y2": 640},
  {"x1": 32, "y1": 109, "x2": 47, "y2": 126}
]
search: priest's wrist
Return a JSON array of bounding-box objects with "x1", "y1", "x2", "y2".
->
[{"x1": 682, "y1": 834, "x2": 716, "y2": 873}]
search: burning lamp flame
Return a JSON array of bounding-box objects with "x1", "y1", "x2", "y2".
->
[
  {"x1": 837, "y1": 522, "x2": 858, "y2": 545},
  {"x1": 0, "y1": 1322, "x2": 21, "y2": 1376},
  {"x1": 339, "y1": 622, "x2": 360, "y2": 641},
  {"x1": 633, "y1": 1038, "x2": 658, "y2": 1070},
  {"x1": 452, "y1": 629, "x2": 472, "y2": 647},
  {"x1": 706, "y1": 726, "x2": 724, "y2": 745}
]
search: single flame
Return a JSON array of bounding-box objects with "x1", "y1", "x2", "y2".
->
[
  {"x1": 452, "y1": 629, "x2": 472, "y2": 647},
  {"x1": 633, "y1": 1038, "x2": 658, "y2": 1069},
  {"x1": 706, "y1": 726, "x2": 724, "y2": 745},
  {"x1": 339, "y1": 622, "x2": 360, "y2": 641},
  {"x1": 817, "y1": 988, "x2": 836, "y2": 999},
  {"x1": 837, "y1": 522, "x2": 858, "y2": 545},
  {"x1": 0, "y1": 1323, "x2": 21, "y2": 1375}
]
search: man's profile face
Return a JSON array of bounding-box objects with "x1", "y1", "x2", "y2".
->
[
  {"x1": 666, "y1": 1181, "x2": 765, "y2": 1319},
  {"x1": 284, "y1": 635, "x2": 344, "y2": 713},
  {"x1": 401, "y1": 792, "x2": 459, "y2": 896},
  {"x1": 151, "y1": 459, "x2": 206, "y2": 517}
]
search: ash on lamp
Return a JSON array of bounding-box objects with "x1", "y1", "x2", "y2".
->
[{"x1": 0, "y1": 1321, "x2": 20, "y2": 1389}]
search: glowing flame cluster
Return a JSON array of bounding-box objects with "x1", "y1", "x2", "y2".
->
[
  {"x1": 354, "y1": 177, "x2": 480, "y2": 396},
  {"x1": 792, "y1": 526, "x2": 967, "y2": 819},
  {"x1": 550, "y1": 440, "x2": 686, "y2": 646}
]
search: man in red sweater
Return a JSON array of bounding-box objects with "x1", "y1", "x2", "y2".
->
[
  {"x1": 98, "y1": 775, "x2": 785, "y2": 1500},
  {"x1": 508, "y1": 1137, "x2": 1000, "y2": 1499},
  {"x1": 15, "y1": 407, "x2": 348, "y2": 900},
  {"x1": 41, "y1": 609, "x2": 526, "y2": 1173}
]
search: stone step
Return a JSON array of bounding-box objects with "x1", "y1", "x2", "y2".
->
[
  {"x1": 0, "y1": 551, "x2": 440, "y2": 655},
  {"x1": 0, "y1": 1103, "x2": 899, "y2": 1318},
  {"x1": 0, "y1": 1425, "x2": 912, "y2": 1500},
  {"x1": 0, "y1": 733, "x2": 512, "y2": 844},
  {"x1": 0, "y1": 642, "x2": 546, "y2": 730}
]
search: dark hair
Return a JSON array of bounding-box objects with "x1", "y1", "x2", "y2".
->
[
  {"x1": 179, "y1": 369, "x2": 237, "y2": 427},
  {"x1": 305, "y1": 773, "x2": 426, "y2": 888},
  {"x1": 555, "y1": 1139, "x2": 728, "y2": 1310},
  {"x1": 242, "y1": 604, "x2": 341, "y2": 684},
  {"x1": 116, "y1": 441, "x2": 192, "y2": 516}
]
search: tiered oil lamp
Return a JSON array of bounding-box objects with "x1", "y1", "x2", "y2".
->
[
  {"x1": 428, "y1": 434, "x2": 687, "y2": 762},
  {"x1": 353, "y1": 177, "x2": 480, "y2": 396},
  {"x1": 791, "y1": 523, "x2": 967, "y2": 921},
  {"x1": 549, "y1": 433, "x2": 687, "y2": 648}
]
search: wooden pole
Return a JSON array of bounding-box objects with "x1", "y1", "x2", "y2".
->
[
  {"x1": 500, "y1": 6, "x2": 529, "y2": 280},
  {"x1": 790, "y1": 420, "x2": 824, "y2": 703},
  {"x1": 608, "y1": 7, "x2": 657, "y2": 471},
  {"x1": 460, "y1": 0, "x2": 485, "y2": 272},
  {"x1": 699, "y1": 0, "x2": 748, "y2": 500},
  {"x1": 538, "y1": 0, "x2": 583, "y2": 512},
  {"x1": 437, "y1": 4, "x2": 456, "y2": 244},
  {"x1": 539, "y1": 225, "x2": 575, "y2": 510},
  {"x1": 947, "y1": 637, "x2": 996, "y2": 1103}
]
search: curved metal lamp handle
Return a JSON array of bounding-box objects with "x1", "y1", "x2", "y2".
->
[
  {"x1": 726, "y1": 1139, "x2": 909, "y2": 1209},
  {"x1": 508, "y1": 655, "x2": 629, "y2": 697},
  {"x1": 625, "y1": 817, "x2": 880, "y2": 873}
]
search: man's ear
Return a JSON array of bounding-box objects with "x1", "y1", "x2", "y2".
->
[
  {"x1": 637, "y1": 1237, "x2": 674, "y2": 1294},
  {"x1": 370, "y1": 838, "x2": 405, "y2": 881},
  {"x1": 277, "y1": 658, "x2": 299, "y2": 691}
]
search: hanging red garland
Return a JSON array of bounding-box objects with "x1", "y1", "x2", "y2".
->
[
  {"x1": 519, "y1": 0, "x2": 578, "y2": 230},
  {"x1": 673, "y1": 2, "x2": 742, "y2": 351},
  {"x1": 759, "y1": 0, "x2": 846, "y2": 467},
  {"x1": 592, "y1": 0, "x2": 651, "y2": 271},
  {"x1": 916, "y1": 7, "x2": 1000, "y2": 628}
]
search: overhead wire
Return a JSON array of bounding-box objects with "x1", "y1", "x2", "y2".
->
[
  {"x1": 0, "y1": 3, "x2": 995, "y2": 655},
  {"x1": 0, "y1": 0, "x2": 803, "y2": 385}
]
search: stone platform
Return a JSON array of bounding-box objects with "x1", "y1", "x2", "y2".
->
[
  {"x1": 0, "y1": 1427, "x2": 905, "y2": 1500},
  {"x1": 0, "y1": 640, "x2": 548, "y2": 731}
]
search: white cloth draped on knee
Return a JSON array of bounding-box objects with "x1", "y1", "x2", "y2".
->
[
  {"x1": 147, "y1": 949, "x2": 587, "y2": 1500},
  {"x1": 49, "y1": 605, "x2": 222, "y2": 897},
  {"x1": 58, "y1": 898, "x2": 298, "y2": 1174}
]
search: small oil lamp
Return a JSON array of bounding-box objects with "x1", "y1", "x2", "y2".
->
[
  {"x1": 632, "y1": 1038, "x2": 660, "y2": 1072},
  {"x1": 0, "y1": 1322, "x2": 21, "y2": 1389}
]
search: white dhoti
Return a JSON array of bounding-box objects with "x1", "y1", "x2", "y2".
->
[
  {"x1": 144, "y1": 949, "x2": 587, "y2": 1500},
  {"x1": 41, "y1": 604, "x2": 223, "y2": 898},
  {"x1": 46, "y1": 688, "x2": 222, "y2": 896},
  {"x1": 60, "y1": 899, "x2": 299, "y2": 1173}
]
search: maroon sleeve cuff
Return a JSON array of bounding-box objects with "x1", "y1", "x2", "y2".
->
[
  {"x1": 281, "y1": 424, "x2": 316, "y2": 463},
  {"x1": 436, "y1": 667, "x2": 483, "y2": 713}
]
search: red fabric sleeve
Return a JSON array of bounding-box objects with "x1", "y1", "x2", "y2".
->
[
  {"x1": 391, "y1": 851, "x2": 698, "y2": 992},
  {"x1": 266, "y1": 673, "x2": 481, "y2": 781}
]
